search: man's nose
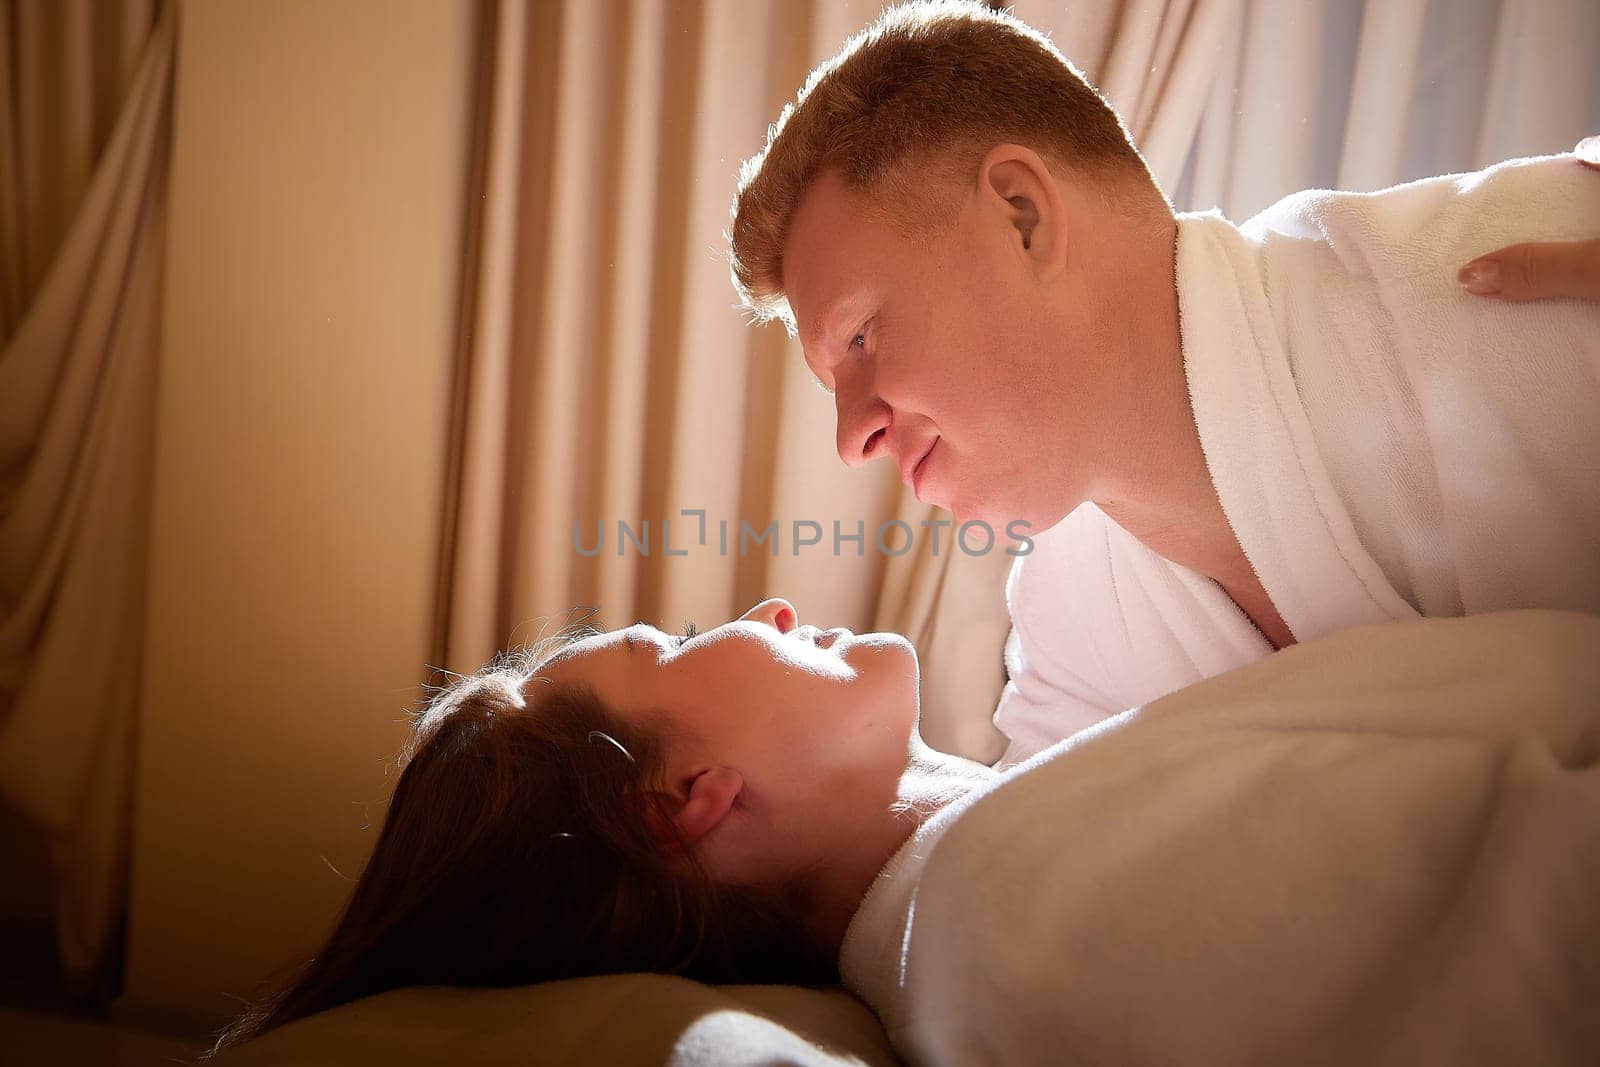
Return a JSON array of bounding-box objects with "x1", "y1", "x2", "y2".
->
[
  {"x1": 835, "y1": 389, "x2": 892, "y2": 468},
  {"x1": 740, "y1": 598, "x2": 797, "y2": 633}
]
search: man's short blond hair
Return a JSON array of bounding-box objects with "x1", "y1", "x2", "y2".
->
[{"x1": 727, "y1": 0, "x2": 1152, "y2": 330}]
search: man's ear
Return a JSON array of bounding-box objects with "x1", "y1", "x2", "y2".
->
[
  {"x1": 656, "y1": 766, "x2": 743, "y2": 849},
  {"x1": 977, "y1": 144, "x2": 1067, "y2": 269}
]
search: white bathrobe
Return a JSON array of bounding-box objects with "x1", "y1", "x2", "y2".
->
[
  {"x1": 843, "y1": 610, "x2": 1600, "y2": 1067},
  {"x1": 995, "y1": 152, "x2": 1600, "y2": 767}
]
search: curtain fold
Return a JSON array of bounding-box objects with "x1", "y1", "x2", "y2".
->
[
  {"x1": 1081, "y1": 0, "x2": 1245, "y2": 188},
  {"x1": 1178, "y1": 0, "x2": 1600, "y2": 220},
  {"x1": 434, "y1": 0, "x2": 530, "y2": 674},
  {"x1": 1335, "y1": 0, "x2": 1429, "y2": 192},
  {"x1": 0, "y1": 0, "x2": 171, "y2": 988},
  {"x1": 1475, "y1": 0, "x2": 1600, "y2": 166}
]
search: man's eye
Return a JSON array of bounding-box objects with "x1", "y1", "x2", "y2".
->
[{"x1": 851, "y1": 333, "x2": 866, "y2": 349}]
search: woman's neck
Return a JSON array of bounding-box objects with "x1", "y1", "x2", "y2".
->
[
  {"x1": 894, "y1": 742, "x2": 998, "y2": 819},
  {"x1": 812, "y1": 742, "x2": 998, "y2": 954}
]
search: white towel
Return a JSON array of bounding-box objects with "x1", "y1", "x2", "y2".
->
[
  {"x1": 995, "y1": 153, "x2": 1600, "y2": 767},
  {"x1": 844, "y1": 610, "x2": 1600, "y2": 1066}
]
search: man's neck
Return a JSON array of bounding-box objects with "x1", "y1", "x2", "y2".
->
[
  {"x1": 1087, "y1": 220, "x2": 1220, "y2": 566},
  {"x1": 1087, "y1": 217, "x2": 1294, "y2": 648}
]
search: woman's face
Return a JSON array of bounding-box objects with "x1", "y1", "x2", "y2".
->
[{"x1": 532, "y1": 599, "x2": 921, "y2": 883}]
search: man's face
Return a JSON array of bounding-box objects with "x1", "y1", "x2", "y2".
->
[{"x1": 780, "y1": 167, "x2": 1107, "y2": 531}]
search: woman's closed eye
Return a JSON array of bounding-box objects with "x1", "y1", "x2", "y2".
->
[{"x1": 672, "y1": 622, "x2": 698, "y2": 648}]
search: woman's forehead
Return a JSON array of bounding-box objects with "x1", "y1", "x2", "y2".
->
[{"x1": 537, "y1": 628, "x2": 629, "y2": 674}]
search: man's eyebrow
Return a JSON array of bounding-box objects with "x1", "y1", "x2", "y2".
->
[
  {"x1": 799, "y1": 287, "x2": 872, "y2": 397},
  {"x1": 790, "y1": 329, "x2": 834, "y2": 396},
  {"x1": 815, "y1": 290, "x2": 872, "y2": 358},
  {"x1": 814, "y1": 297, "x2": 847, "y2": 351},
  {"x1": 798, "y1": 321, "x2": 838, "y2": 397}
]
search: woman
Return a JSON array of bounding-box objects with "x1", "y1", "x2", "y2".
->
[
  {"x1": 216, "y1": 601, "x2": 1600, "y2": 1065},
  {"x1": 212, "y1": 598, "x2": 995, "y2": 1052}
]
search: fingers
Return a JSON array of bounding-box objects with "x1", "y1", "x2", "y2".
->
[
  {"x1": 1456, "y1": 138, "x2": 1599, "y2": 302},
  {"x1": 1579, "y1": 135, "x2": 1600, "y2": 170},
  {"x1": 1459, "y1": 239, "x2": 1600, "y2": 302}
]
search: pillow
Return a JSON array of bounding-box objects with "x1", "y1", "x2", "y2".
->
[{"x1": 213, "y1": 974, "x2": 897, "y2": 1066}]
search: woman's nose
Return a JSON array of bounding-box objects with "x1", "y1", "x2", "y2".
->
[{"x1": 740, "y1": 598, "x2": 797, "y2": 633}]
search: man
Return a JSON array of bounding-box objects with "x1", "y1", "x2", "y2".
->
[{"x1": 727, "y1": 2, "x2": 1600, "y2": 766}]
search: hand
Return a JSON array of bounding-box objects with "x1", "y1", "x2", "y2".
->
[{"x1": 1458, "y1": 136, "x2": 1600, "y2": 302}]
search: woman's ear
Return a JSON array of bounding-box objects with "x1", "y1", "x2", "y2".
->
[
  {"x1": 662, "y1": 766, "x2": 743, "y2": 847},
  {"x1": 977, "y1": 144, "x2": 1067, "y2": 269}
]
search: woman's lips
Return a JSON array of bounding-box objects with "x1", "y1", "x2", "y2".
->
[
  {"x1": 817, "y1": 627, "x2": 851, "y2": 650},
  {"x1": 797, "y1": 625, "x2": 852, "y2": 650}
]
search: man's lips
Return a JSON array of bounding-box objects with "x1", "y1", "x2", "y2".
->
[{"x1": 902, "y1": 438, "x2": 938, "y2": 499}]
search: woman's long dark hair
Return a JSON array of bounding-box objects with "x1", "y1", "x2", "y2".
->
[{"x1": 210, "y1": 649, "x2": 834, "y2": 1054}]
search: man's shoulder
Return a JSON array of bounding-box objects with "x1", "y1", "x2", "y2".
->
[{"x1": 1241, "y1": 154, "x2": 1598, "y2": 278}]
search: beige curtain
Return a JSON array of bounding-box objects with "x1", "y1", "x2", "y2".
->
[
  {"x1": 0, "y1": 0, "x2": 171, "y2": 989},
  {"x1": 1017, "y1": 0, "x2": 1600, "y2": 218},
  {"x1": 1016, "y1": 0, "x2": 1245, "y2": 189},
  {"x1": 1181, "y1": 0, "x2": 1600, "y2": 219}
]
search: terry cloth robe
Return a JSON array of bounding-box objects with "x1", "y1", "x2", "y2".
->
[
  {"x1": 994, "y1": 151, "x2": 1600, "y2": 767},
  {"x1": 841, "y1": 610, "x2": 1600, "y2": 1067}
]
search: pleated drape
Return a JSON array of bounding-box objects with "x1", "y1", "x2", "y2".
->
[
  {"x1": 1015, "y1": 0, "x2": 1246, "y2": 189},
  {"x1": 1184, "y1": 0, "x2": 1600, "y2": 220},
  {"x1": 0, "y1": 0, "x2": 171, "y2": 987}
]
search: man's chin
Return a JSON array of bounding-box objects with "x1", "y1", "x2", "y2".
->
[
  {"x1": 940, "y1": 490, "x2": 990, "y2": 527},
  {"x1": 946, "y1": 496, "x2": 1034, "y2": 531}
]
